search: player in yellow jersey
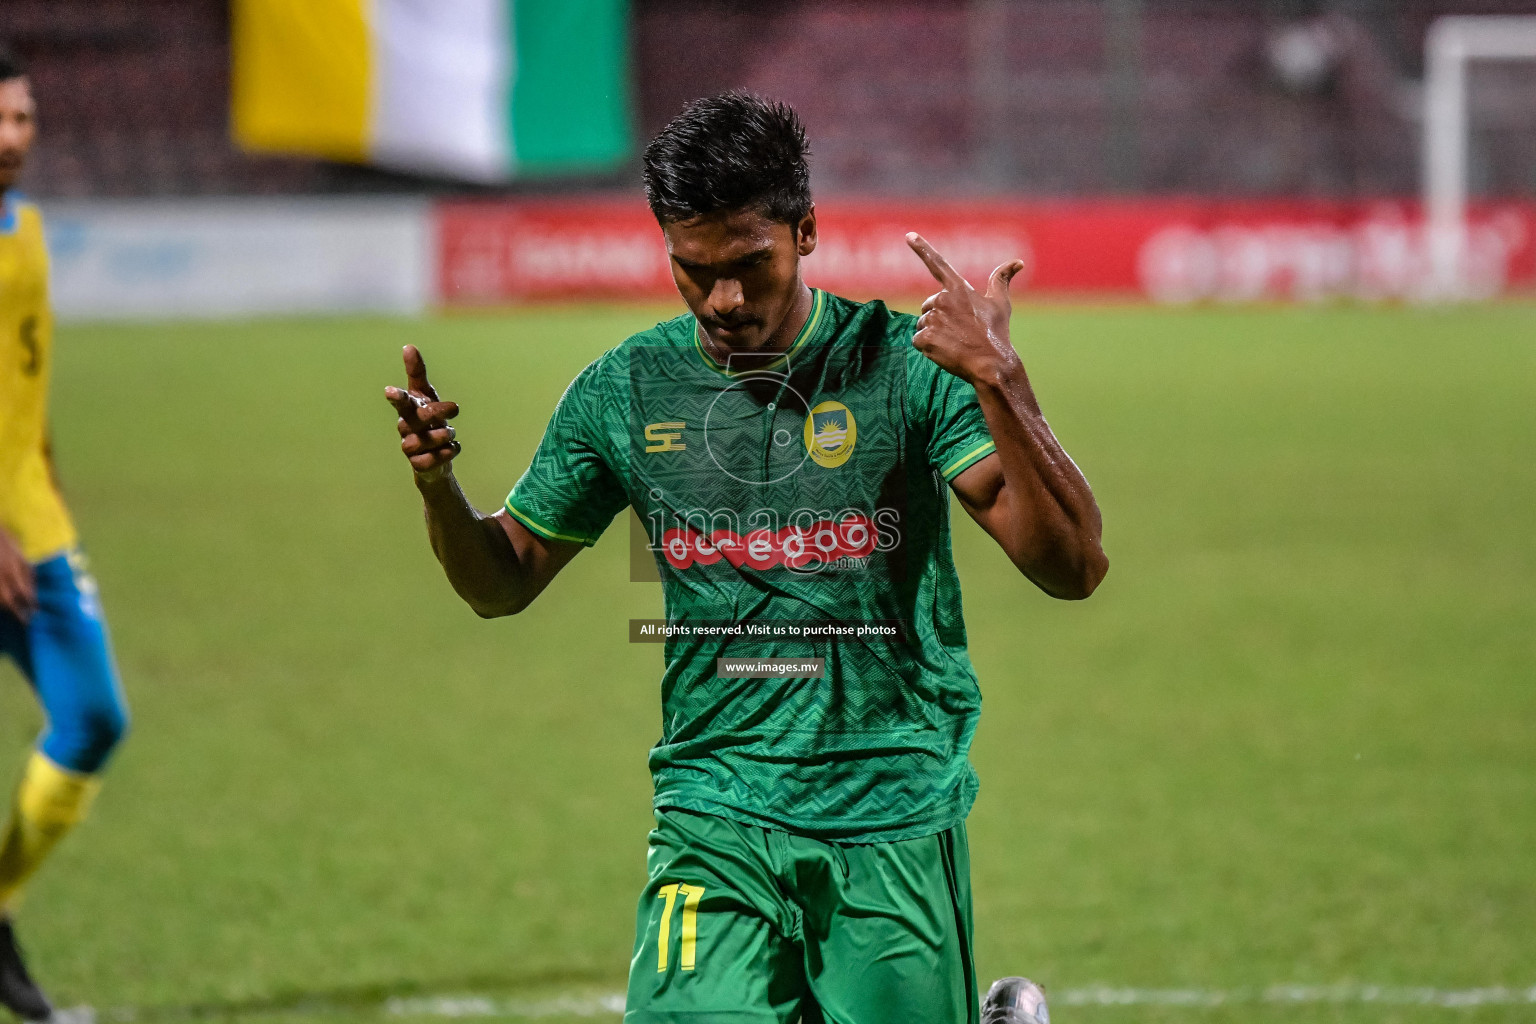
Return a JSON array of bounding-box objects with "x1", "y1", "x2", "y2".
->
[{"x1": 0, "y1": 48, "x2": 129, "y2": 1022}]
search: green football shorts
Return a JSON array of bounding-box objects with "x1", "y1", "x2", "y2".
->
[{"x1": 624, "y1": 808, "x2": 978, "y2": 1024}]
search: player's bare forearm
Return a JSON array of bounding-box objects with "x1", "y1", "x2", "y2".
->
[
  {"x1": 415, "y1": 471, "x2": 529, "y2": 617},
  {"x1": 960, "y1": 361, "x2": 1107, "y2": 599},
  {"x1": 410, "y1": 470, "x2": 581, "y2": 618},
  {"x1": 387, "y1": 344, "x2": 580, "y2": 617}
]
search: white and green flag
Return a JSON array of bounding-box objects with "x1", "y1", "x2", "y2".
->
[{"x1": 233, "y1": 0, "x2": 632, "y2": 182}]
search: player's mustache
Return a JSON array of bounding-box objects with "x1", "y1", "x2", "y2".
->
[{"x1": 703, "y1": 314, "x2": 761, "y2": 331}]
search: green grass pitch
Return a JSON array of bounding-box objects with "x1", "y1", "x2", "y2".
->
[{"x1": 1, "y1": 302, "x2": 1532, "y2": 1023}]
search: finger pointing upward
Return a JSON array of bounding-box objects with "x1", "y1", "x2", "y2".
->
[
  {"x1": 906, "y1": 232, "x2": 966, "y2": 290},
  {"x1": 402, "y1": 344, "x2": 439, "y2": 401}
]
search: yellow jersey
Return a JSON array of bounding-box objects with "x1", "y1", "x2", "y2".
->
[{"x1": 0, "y1": 196, "x2": 76, "y2": 562}]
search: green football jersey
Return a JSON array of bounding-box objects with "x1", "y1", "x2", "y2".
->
[{"x1": 506, "y1": 289, "x2": 997, "y2": 843}]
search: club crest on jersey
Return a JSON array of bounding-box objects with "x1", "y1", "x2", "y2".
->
[{"x1": 804, "y1": 401, "x2": 856, "y2": 468}]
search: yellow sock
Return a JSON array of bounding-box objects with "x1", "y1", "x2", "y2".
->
[{"x1": 0, "y1": 752, "x2": 102, "y2": 912}]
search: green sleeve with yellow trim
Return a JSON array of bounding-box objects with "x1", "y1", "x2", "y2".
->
[
  {"x1": 906, "y1": 347, "x2": 997, "y2": 482},
  {"x1": 504, "y1": 356, "x2": 630, "y2": 546}
]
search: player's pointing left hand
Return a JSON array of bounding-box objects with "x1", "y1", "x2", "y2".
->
[{"x1": 906, "y1": 231, "x2": 1026, "y2": 387}]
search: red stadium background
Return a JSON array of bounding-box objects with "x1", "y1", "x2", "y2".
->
[{"x1": 437, "y1": 198, "x2": 1536, "y2": 306}]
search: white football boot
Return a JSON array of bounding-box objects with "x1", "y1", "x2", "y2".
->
[{"x1": 981, "y1": 976, "x2": 1049, "y2": 1024}]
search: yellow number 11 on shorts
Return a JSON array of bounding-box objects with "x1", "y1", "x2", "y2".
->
[{"x1": 656, "y1": 883, "x2": 705, "y2": 971}]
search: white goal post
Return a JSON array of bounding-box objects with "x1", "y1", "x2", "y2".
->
[{"x1": 1423, "y1": 15, "x2": 1536, "y2": 298}]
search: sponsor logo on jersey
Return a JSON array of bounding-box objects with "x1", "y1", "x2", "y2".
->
[
  {"x1": 644, "y1": 421, "x2": 687, "y2": 453},
  {"x1": 660, "y1": 515, "x2": 878, "y2": 572},
  {"x1": 804, "y1": 401, "x2": 856, "y2": 468}
]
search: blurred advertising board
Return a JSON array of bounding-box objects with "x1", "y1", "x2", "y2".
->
[
  {"x1": 44, "y1": 198, "x2": 431, "y2": 319},
  {"x1": 437, "y1": 198, "x2": 1536, "y2": 305}
]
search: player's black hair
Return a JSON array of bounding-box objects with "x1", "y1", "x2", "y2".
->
[
  {"x1": 643, "y1": 91, "x2": 812, "y2": 226},
  {"x1": 0, "y1": 45, "x2": 25, "y2": 82}
]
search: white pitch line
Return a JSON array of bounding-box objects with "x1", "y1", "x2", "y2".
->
[
  {"x1": 382, "y1": 984, "x2": 1536, "y2": 1018},
  {"x1": 385, "y1": 994, "x2": 626, "y2": 1019},
  {"x1": 1059, "y1": 984, "x2": 1536, "y2": 1008}
]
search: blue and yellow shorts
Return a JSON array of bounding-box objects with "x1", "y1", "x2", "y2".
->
[{"x1": 0, "y1": 549, "x2": 128, "y2": 774}]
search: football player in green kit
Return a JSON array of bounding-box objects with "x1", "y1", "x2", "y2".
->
[{"x1": 385, "y1": 93, "x2": 1106, "y2": 1024}]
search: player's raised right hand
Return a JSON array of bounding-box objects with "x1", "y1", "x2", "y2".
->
[
  {"x1": 0, "y1": 526, "x2": 36, "y2": 622},
  {"x1": 385, "y1": 345, "x2": 461, "y2": 482}
]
